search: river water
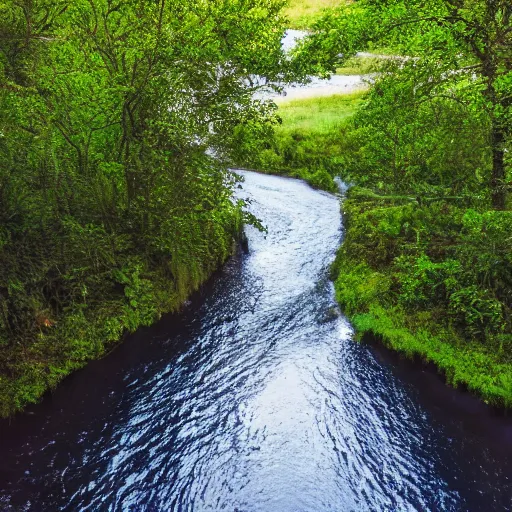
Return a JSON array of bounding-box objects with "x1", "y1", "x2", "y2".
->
[
  {"x1": 262, "y1": 30, "x2": 368, "y2": 102},
  {"x1": 0, "y1": 171, "x2": 511, "y2": 511}
]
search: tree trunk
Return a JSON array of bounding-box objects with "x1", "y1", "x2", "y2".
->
[{"x1": 490, "y1": 123, "x2": 506, "y2": 210}]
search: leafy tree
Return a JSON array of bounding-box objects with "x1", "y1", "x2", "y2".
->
[
  {"x1": 0, "y1": 0, "x2": 291, "y2": 416},
  {"x1": 286, "y1": 0, "x2": 512, "y2": 403},
  {"x1": 296, "y1": 0, "x2": 512, "y2": 208}
]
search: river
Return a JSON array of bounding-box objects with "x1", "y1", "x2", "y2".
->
[
  {"x1": 0, "y1": 171, "x2": 511, "y2": 511},
  {"x1": 261, "y1": 30, "x2": 369, "y2": 102}
]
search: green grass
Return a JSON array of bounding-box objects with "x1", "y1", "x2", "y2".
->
[
  {"x1": 234, "y1": 92, "x2": 365, "y2": 192},
  {"x1": 276, "y1": 92, "x2": 364, "y2": 134},
  {"x1": 284, "y1": 0, "x2": 347, "y2": 29},
  {"x1": 351, "y1": 306, "x2": 512, "y2": 407},
  {"x1": 336, "y1": 56, "x2": 383, "y2": 75}
]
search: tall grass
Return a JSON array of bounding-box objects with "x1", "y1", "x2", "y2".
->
[{"x1": 336, "y1": 56, "x2": 384, "y2": 75}]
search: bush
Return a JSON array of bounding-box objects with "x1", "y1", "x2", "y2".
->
[
  {"x1": 394, "y1": 254, "x2": 461, "y2": 309},
  {"x1": 449, "y1": 286, "x2": 506, "y2": 338}
]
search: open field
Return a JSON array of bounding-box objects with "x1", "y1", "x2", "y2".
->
[
  {"x1": 276, "y1": 92, "x2": 363, "y2": 133},
  {"x1": 284, "y1": 0, "x2": 345, "y2": 29}
]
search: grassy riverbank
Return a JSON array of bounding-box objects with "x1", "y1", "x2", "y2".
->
[
  {"x1": 332, "y1": 191, "x2": 512, "y2": 407},
  {"x1": 235, "y1": 92, "x2": 364, "y2": 192},
  {"x1": 286, "y1": 0, "x2": 512, "y2": 408},
  {"x1": 0, "y1": 211, "x2": 243, "y2": 418},
  {"x1": 239, "y1": 87, "x2": 512, "y2": 407}
]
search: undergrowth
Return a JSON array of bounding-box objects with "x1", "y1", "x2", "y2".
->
[
  {"x1": 0, "y1": 205, "x2": 244, "y2": 418},
  {"x1": 332, "y1": 191, "x2": 512, "y2": 407}
]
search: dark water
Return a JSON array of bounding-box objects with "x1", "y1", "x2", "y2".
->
[{"x1": 0, "y1": 171, "x2": 511, "y2": 511}]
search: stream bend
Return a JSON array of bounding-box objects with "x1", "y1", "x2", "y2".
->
[{"x1": 0, "y1": 171, "x2": 511, "y2": 511}]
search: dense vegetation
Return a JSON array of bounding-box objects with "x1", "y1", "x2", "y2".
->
[
  {"x1": 0, "y1": 0, "x2": 292, "y2": 417},
  {"x1": 1, "y1": 0, "x2": 510, "y2": 415},
  {"x1": 240, "y1": 0, "x2": 512, "y2": 405}
]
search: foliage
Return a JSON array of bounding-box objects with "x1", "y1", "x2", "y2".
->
[
  {"x1": 332, "y1": 192, "x2": 512, "y2": 405},
  {"x1": 233, "y1": 92, "x2": 364, "y2": 192},
  {"x1": 296, "y1": 0, "x2": 512, "y2": 209},
  {"x1": 0, "y1": 0, "x2": 290, "y2": 416},
  {"x1": 341, "y1": 194, "x2": 511, "y2": 339}
]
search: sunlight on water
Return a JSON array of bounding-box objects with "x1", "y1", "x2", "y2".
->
[{"x1": 0, "y1": 172, "x2": 510, "y2": 511}]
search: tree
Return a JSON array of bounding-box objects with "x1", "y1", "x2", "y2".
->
[
  {"x1": 296, "y1": 0, "x2": 512, "y2": 209},
  {"x1": 0, "y1": 0, "x2": 292, "y2": 416}
]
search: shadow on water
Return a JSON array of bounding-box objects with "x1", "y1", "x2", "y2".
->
[
  {"x1": 363, "y1": 333, "x2": 512, "y2": 444},
  {"x1": 0, "y1": 172, "x2": 511, "y2": 512}
]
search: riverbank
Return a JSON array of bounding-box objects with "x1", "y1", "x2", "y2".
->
[
  {"x1": 0, "y1": 0, "x2": 291, "y2": 419},
  {"x1": 240, "y1": 88, "x2": 512, "y2": 408},
  {"x1": 0, "y1": 213, "x2": 244, "y2": 418},
  {"x1": 331, "y1": 189, "x2": 512, "y2": 408}
]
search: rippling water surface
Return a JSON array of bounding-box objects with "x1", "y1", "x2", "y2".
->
[{"x1": 0, "y1": 172, "x2": 511, "y2": 511}]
